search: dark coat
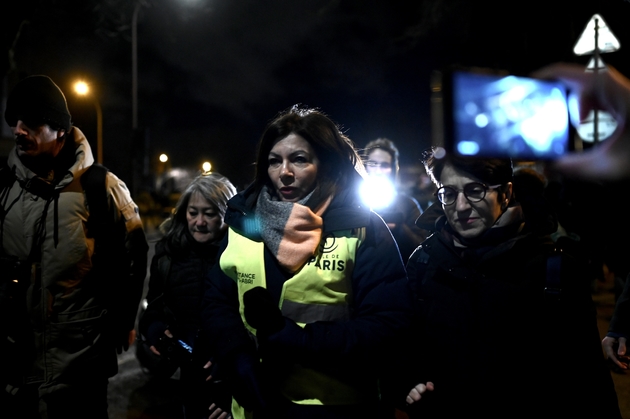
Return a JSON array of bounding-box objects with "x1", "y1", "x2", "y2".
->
[
  {"x1": 201, "y1": 180, "x2": 414, "y2": 416},
  {"x1": 140, "y1": 236, "x2": 219, "y2": 349},
  {"x1": 138, "y1": 234, "x2": 228, "y2": 417},
  {"x1": 374, "y1": 192, "x2": 425, "y2": 264},
  {"x1": 403, "y1": 214, "x2": 621, "y2": 418}
]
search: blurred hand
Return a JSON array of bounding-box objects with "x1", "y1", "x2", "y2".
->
[
  {"x1": 602, "y1": 336, "x2": 629, "y2": 370},
  {"x1": 532, "y1": 63, "x2": 630, "y2": 182},
  {"x1": 406, "y1": 381, "x2": 435, "y2": 405}
]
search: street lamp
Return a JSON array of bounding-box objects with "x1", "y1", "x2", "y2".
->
[
  {"x1": 158, "y1": 153, "x2": 169, "y2": 175},
  {"x1": 131, "y1": 0, "x2": 149, "y2": 199},
  {"x1": 73, "y1": 80, "x2": 103, "y2": 164},
  {"x1": 132, "y1": 1, "x2": 143, "y2": 131}
]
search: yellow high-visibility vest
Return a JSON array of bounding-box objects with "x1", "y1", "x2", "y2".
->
[{"x1": 220, "y1": 226, "x2": 370, "y2": 413}]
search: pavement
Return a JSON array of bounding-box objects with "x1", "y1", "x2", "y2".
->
[{"x1": 107, "y1": 351, "x2": 185, "y2": 419}]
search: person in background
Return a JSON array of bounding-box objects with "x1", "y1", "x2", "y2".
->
[
  {"x1": 138, "y1": 172, "x2": 236, "y2": 419},
  {"x1": 0, "y1": 75, "x2": 148, "y2": 418},
  {"x1": 362, "y1": 138, "x2": 426, "y2": 263},
  {"x1": 604, "y1": 275, "x2": 630, "y2": 372},
  {"x1": 201, "y1": 105, "x2": 413, "y2": 419},
  {"x1": 402, "y1": 148, "x2": 621, "y2": 418}
]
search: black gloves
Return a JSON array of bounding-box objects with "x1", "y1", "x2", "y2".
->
[{"x1": 243, "y1": 287, "x2": 285, "y2": 337}]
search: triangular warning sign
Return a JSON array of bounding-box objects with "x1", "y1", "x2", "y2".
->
[
  {"x1": 573, "y1": 14, "x2": 620, "y2": 55},
  {"x1": 585, "y1": 55, "x2": 607, "y2": 71}
]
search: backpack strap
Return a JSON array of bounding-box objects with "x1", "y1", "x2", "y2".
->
[{"x1": 80, "y1": 164, "x2": 109, "y2": 239}]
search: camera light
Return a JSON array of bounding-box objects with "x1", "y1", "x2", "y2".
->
[{"x1": 360, "y1": 176, "x2": 396, "y2": 210}]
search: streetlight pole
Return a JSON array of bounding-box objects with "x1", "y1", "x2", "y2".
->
[
  {"x1": 131, "y1": 1, "x2": 147, "y2": 198},
  {"x1": 132, "y1": 1, "x2": 141, "y2": 131},
  {"x1": 74, "y1": 81, "x2": 103, "y2": 164}
]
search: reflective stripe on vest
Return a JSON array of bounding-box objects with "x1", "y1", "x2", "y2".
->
[{"x1": 220, "y1": 227, "x2": 370, "y2": 406}]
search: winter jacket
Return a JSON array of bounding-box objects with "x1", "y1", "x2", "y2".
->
[
  {"x1": 140, "y1": 236, "x2": 219, "y2": 351},
  {"x1": 201, "y1": 180, "x2": 414, "y2": 418},
  {"x1": 403, "y1": 209, "x2": 621, "y2": 419},
  {"x1": 138, "y1": 234, "x2": 230, "y2": 417},
  {"x1": 0, "y1": 127, "x2": 148, "y2": 395}
]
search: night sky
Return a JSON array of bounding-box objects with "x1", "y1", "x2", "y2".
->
[{"x1": 3, "y1": 0, "x2": 630, "y2": 191}]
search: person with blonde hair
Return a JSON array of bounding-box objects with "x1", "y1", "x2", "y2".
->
[{"x1": 138, "y1": 172, "x2": 236, "y2": 419}]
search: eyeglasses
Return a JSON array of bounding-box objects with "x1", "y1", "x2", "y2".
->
[
  {"x1": 365, "y1": 161, "x2": 392, "y2": 169},
  {"x1": 435, "y1": 182, "x2": 501, "y2": 206}
]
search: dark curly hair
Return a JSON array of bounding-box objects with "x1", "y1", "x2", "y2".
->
[{"x1": 422, "y1": 146, "x2": 513, "y2": 188}]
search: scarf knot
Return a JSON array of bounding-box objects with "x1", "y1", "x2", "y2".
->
[{"x1": 256, "y1": 186, "x2": 330, "y2": 273}]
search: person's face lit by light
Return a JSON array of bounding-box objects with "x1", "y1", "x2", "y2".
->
[
  {"x1": 11, "y1": 120, "x2": 65, "y2": 159},
  {"x1": 267, "y1": 133, "x2": 320, "y2": 202},
  {"x1": 439, "y1": 162, "x2": 510, "y2": 240},
  {"x1": 365, "y1": 149, "x2": 393, "y2": 178},
  {"x1": 186, "y1": 192, "x2": 226, "y2": 244}
]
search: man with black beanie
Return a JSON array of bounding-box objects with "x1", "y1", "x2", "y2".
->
[{"x1": 0, "y1": 75, "x2": 149, "y2": 419}]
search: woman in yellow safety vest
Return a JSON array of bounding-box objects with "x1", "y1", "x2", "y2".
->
[{"x1": 201, "y1": 105, "x2": 417, "y2": 419}]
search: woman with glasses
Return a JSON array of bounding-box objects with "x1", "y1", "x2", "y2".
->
[{"x1": 399, "y1": 147, "x2": 621, "y2": 418}]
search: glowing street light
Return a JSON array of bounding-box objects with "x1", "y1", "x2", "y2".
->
[
  {"x1": 159, "y1": 153, "x2": 168, "y2": 163},
  {"x1": 202, "y1": 161, "x2": 212, "y2": 173},
  {"x1": 73, "y1": 80, "x2": 103, "y2": 164}
]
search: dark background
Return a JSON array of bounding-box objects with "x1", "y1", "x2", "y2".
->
[{"x1": 2, "y1": 0, "x2": 630, "y2": 191}]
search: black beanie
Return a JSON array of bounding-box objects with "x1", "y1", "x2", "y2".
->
[{"x1": 5, "y1": 75, "x2": 72, "y2": 131}]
